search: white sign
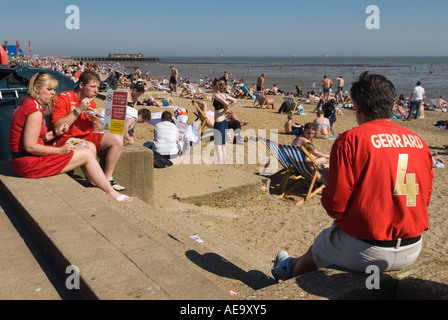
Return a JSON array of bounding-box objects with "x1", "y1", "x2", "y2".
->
[{"x1": 102, "y1": 90, "x2": 128, "y2": 137}]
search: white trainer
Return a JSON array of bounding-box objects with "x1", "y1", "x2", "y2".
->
[
  {"x1": 271, "y1": 250, "x2": 292, "y2": 281},
  {"x1": 109, "y1": 177, "x2": 126, "y2": 191}
]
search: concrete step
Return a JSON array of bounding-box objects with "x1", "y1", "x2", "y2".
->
[
  {"x1": 0, "y1": 161, "x2": 233, "y2": 300},
  {"x1": 0, "y1": 198, "x2": 62, "y2": 300}
]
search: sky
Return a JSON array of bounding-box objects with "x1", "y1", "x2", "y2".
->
[{"x1": 1, "y1": 0, "x2": 448, "y2": 58}]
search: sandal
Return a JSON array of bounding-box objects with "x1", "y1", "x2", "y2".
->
[{"x1": 115, "y1": 194, "x2": 133, "y2": 203}]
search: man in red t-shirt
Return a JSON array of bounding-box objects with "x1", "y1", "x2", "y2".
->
[
  {"x1": 272, "y1": 72, "x2": 434, "y2": 281},
  {"x1": 51, "y1": 71, "x2": 126, "y2": 191}
]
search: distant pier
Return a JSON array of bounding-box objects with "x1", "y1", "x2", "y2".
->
[{"x1": 71, "y1": 53, "x2": 159, "y2": 63}]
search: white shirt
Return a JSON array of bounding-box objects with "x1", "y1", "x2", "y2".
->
[
  {"x1": 412, "y1": 86, "x2": 425, "y2": 101},
  {"x1": 126, "y1": 106, "x2": 139, "y2": 130},
  {"x1": 153, "y1": 121, "x2": 179, "y2": 156}
]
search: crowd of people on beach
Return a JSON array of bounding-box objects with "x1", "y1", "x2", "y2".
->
[
  {"x1": 7, "y1": 55, "x2": 446, "y2": 177},
  {"x1": 6, "y1": 54, "x2": 446, "y2": 287},
  {"x1": 8, "y1": 54, "x2": 447, "y2": 175}
]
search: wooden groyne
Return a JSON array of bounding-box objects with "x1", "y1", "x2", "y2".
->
[{"x1": 71, "y1": 56, "x2": 159, "y2": 63}]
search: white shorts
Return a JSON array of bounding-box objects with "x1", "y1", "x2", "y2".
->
[{"x1": 312, "y1": 224, "x2": 423, "y2": 272}]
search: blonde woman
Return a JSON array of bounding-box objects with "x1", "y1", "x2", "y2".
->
[
  {"x1": 212, "y1": 79, "x2": 237, "y2": 164},
  {"x1": 8, "y1": 72, "x2": 132, "y2": 202}
]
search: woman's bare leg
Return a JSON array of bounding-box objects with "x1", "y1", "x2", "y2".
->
[{"x1": 61, "y1": 147, "x2": 125, "y2": 200}]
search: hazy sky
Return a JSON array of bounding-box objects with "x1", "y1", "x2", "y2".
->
[{"x1": 2, "y1": 0, "x2": 447, "y2": 58}]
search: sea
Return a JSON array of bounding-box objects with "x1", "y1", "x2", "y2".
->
[{"x1": 128, "y1": 56, "x2": 448, "y2": 100}]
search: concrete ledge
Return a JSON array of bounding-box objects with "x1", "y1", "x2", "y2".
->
[
  {"x1": 75, "y1": 144, "x2": 154, "y2": 204},
  {"x1": 103, "y1": 144, "x2": 154, "y2": 204},
  {"x1": 243, "y1": 251, "x2": 448, "y2": 300}
]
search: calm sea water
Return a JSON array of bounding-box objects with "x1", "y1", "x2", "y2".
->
[{"x1": 130, "y1": 56, "x2": 448, "y2": 99}]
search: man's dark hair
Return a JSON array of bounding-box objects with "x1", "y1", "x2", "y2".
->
[
  {"x1": 161, "y1": 111, "x2": 172, "y2": 122},
  {"x1": 78, "y1": 71, "x2": 101, "y2": 87},
  {"x1": 350, "y1": 71, "x2": 395, "y2": 119},
  {"x1": 138, "y1": 108, "x2": 151, "y2": 122}
]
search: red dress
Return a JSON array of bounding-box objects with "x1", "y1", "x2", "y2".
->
[{"x1": 8, "y1": 98, "x2": 74, "y2": 178}]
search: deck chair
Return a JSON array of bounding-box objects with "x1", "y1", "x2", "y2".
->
[
  {"x1": 430, "y1": 98, "x2": 444, "y2": 111},
  {"x1": 150, "y1": 80, "x2": 169, "y2": 92},
  {"x1": 239, "y1": 86, "x2": 255, "y2": 100},
  {"x1": 253, "y1": 91, "x2": 274, "y2": 109},
  {"x1": 343, "y1": 92, "x2": 353, "y2": 108},
  {"x1": 276, "y1": 144, "x2": 325, "y2": 205},
  {"x1": 180, "y1": 83, "x2": 205, "y2": 99},
  {"x1": 284, "y1": 96, "x2": 304, "y2": 115},
  {"x1": 180, "y1": 83, "x2": 193, "y2": 98},
  {"x1": 191, "y1": 83, "x2": 208, "y2": 99},
  {"x1": 259, "y1": 138, "x2": 290, "y2": 178},
  {"x1": 192, "y1": 101, "x2": 214, "y2": 137}
]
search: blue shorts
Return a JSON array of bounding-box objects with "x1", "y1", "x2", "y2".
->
[
  {"x1": 290, "y1": 128, "x2": 302, "y2": 136},
  {"x1": 323, "y1": 87, "x2": 330, "y2": 92},
  {"x1": 213, "y1": 120, "x2": 228, "y2": 146}
]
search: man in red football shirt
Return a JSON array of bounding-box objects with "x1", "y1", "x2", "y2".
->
[
  {"x1": 272, "y1": 72, "x2": 434, "y2": 280},
  {"x1": 51, "y1": 71, "x2": 126, "y2": 191}
]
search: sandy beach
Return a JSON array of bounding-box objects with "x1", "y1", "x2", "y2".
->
[{"x1": 94, "y1": 85, "x2": 448, "y2": 296}]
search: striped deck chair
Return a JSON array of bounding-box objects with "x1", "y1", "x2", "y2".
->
[
  {"x1": 252, "y1": 91, "x2": 274, "y2": 109},
  {"x1": 253, "y1": 91, "x2": 268, "y2": 109},
  {"x1": 277, "y1": 144, "x2": 325, "y2": 205},
  {"x1": 259, "y1": 138, "x2": 290, "y2": 178}
]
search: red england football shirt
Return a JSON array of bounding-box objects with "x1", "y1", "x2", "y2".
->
[
  {"x1": 51, "y1": 90, "x2": 96, "y2": 140},
  {"x1": 321, "y1": 120, "x2": 433, "y2": 241}
]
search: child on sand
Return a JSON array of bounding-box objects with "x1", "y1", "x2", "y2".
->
[{"x1": 284, "y1": 113, "x2": 303, "y2": 136}]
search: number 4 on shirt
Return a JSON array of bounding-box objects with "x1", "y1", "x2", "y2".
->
[{"x1": 394, "y1": 154, "x2": 419, "y2": 207}]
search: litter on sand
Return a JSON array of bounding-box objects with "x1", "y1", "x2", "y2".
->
[{"x1": 189, "y1": 234, "x2": 204, "y2": 244}]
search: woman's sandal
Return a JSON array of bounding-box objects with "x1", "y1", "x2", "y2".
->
[{"x1": 115, "y1": 194, "x2": 133, "y2": 203}]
